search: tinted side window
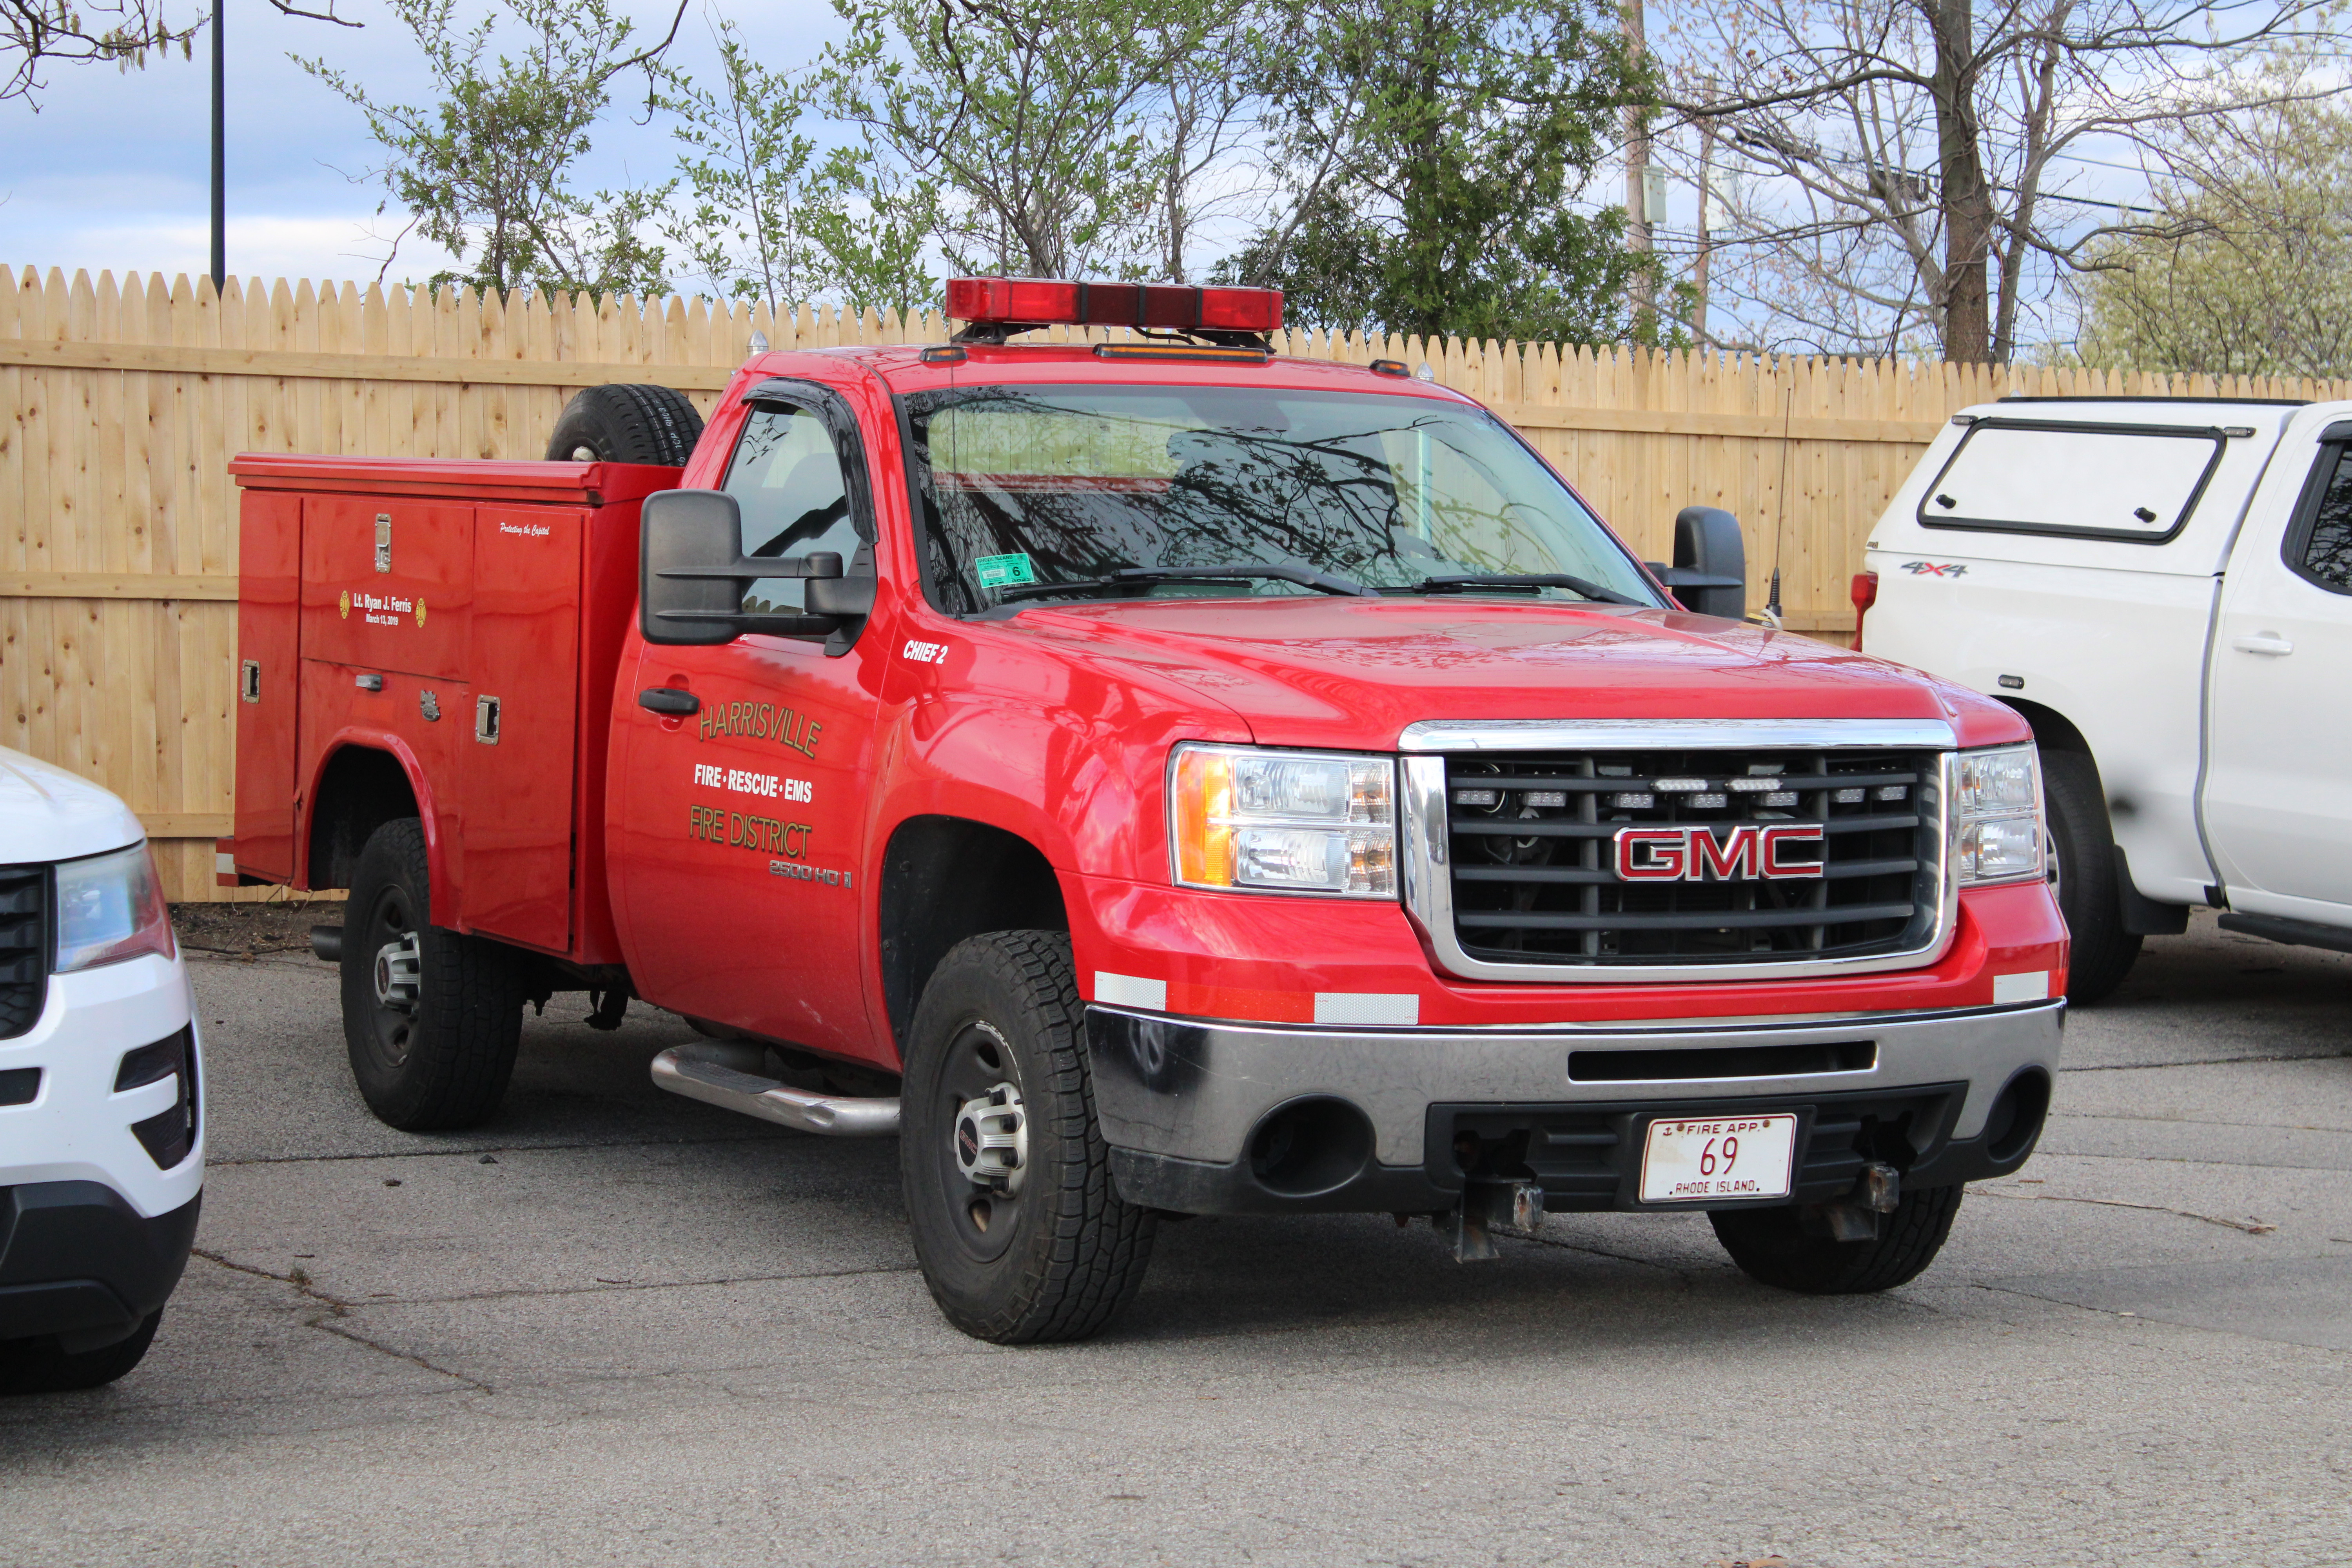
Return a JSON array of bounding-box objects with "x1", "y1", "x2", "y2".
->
[
  {"x1": 2299, "y1": 446, "x2": 2352, "y2": 594},
  {"x1": 724, "y1": 405, "x2": 862, "y2": 612}
]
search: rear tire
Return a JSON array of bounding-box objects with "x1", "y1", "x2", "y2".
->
[
  {"x1": 1711, "y1": 1184, "x2": 1964, "y2": 1294},
  {"x1": 0, "y1": 1311, "x2": 160, "y2": 1394},
  {"x1": 545, "y1": 383, "x2": 704, "y2": 466},
  {"x1": 900, "y1": 931, "x2": 1156, "y2": 1343},
  {"x1": 342, "y1": 818, "x2": 524, "y2": 1131},
  {"x1": 2043, "y1": 748, "x2": 2141, "y2": 1004}
]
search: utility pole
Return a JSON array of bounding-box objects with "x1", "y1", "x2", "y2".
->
[
  {"x1": 1622, "y1": 0, "x2": 1654, "y2": 332},
  {"x1": 209, "y1": 0, "x2": 225, "y2": 294},
  {"x1": 1692, "y1": 104, "x2": 1715, "y2": 345}
]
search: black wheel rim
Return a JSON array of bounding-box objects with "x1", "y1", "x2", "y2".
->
[
  {"x1": 360, "y1": 883, "x2": 418, "y2": 1070},
  {"x1": 931, "y1": 1019, "x2": 1025, "y2": 1265}
]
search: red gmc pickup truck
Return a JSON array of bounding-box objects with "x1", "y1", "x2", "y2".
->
[{"x1": 227, "y1": 278, "x2": 2066, "y2": 1343}]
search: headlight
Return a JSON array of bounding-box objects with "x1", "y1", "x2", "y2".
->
[
  {"x1": 1951, "y1": 745, "x2": 2044, "y2": 886},
  {"x1": 54, "y1": 841, "x2": 176, "y2": 973},
  {"x1": 1169, "y1": 743, "x2": 1396, "y2": 898}
]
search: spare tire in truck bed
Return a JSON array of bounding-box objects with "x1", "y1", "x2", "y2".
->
[{"x1": 545, "y1": 383, "x2": 704, "y2": 466}]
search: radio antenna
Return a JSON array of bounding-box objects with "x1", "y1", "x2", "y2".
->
[{"x1": 1767, "y1": 378, "x2": 1793, "y2": 630}]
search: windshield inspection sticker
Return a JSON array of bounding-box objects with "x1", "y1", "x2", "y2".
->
[{"x1": 975, "y1": 552, "x2": 1036, "y2": 588}]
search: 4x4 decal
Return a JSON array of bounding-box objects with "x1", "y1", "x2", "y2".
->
[{"x1": 1900, "y1": 560, "x2": 1969, "y2": 577}]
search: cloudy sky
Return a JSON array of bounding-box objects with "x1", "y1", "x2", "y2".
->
[{"x1": 2, "y1": 0, "x2": 845, "y2": 290}]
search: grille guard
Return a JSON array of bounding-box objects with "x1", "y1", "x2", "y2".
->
[{"x1": 1397, "y1": 718, "x2": 1963, "y2": 984}]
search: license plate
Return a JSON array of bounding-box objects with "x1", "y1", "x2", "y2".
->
[{"x1": 1639, "y1": 1114, "x2": 1798, "y2": 1203}]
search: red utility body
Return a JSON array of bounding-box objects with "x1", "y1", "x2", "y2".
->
[{"x1": 231, "y1": 456, "x2": 675, "y2": 963}]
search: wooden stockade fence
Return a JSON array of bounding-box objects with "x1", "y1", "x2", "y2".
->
[{"x1": 6, "y1": 263, "x2": 2344, "y2": 901}]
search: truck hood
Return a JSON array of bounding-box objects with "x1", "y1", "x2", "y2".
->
[
  {"x1": 0, "y1": 747, "x2": 147, "y2": 866},
  {"x1": 1009, "y1": 597, "x2": 2008, "y2": 750}
]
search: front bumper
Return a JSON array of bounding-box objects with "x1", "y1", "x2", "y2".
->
[
  {"x1": 0, "y1": 1182, "x2": 201, "y2": 1350},
  {"x1": 1087, "y1": 999, "x2": 2062, "y2": 1215}
]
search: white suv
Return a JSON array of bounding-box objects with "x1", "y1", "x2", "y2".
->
[{"x1": 0, "y1": 747, "x2": 201, "y2": 1393}]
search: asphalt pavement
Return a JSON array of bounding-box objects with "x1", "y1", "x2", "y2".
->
[{"x1": 4, "y1": 913, "x2": 2348, "y2": 1567}]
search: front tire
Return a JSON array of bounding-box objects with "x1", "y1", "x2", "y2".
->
[
  {"x1": 0, "y1": 1311, "x2": 160, "y2": 1394},
  {"x1": 1711, "y1": 1184, "x2": 1964, "y2": 1294},
  {"x1": 900, "y1": 931, "x2": 1156, "y2": 1343},
  {"x1": 341, "y1": 818, "x2": 524, "y2": 1131},
  {"x1": 2043, "y1": 749, "x2": 2141, "y2": 1004}
]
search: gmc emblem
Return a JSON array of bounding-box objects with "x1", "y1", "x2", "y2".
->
[{"x1": 1614, "y1": 823, "x2": 1825, "y2": 882}]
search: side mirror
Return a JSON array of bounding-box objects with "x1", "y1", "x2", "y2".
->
[
  {"x1": 640, "y1": 489, "x2": 873, "y2": 646},
  {"x1": 642, "y1": 489, "x2": 746, "y2": 646},
  {"x1": 1661, "y1": 505, "x2": 1747, "y2": 621}
]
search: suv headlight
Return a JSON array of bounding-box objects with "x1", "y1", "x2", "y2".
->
[
  {"x1": 54, "y1": 840, "x2": 176, "y2": 973},
  {"x1": 1169, "y1": 743, "x2": 1396, "y2": 898},
  {"x1": 1951, "y1": 744, "x2": 2045, "y2": 886}
]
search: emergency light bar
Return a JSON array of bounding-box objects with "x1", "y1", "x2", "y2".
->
[{"x1": 944, "y1": 277, "x2": 1283, "y2": 334}]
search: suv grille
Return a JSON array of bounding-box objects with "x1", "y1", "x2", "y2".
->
[
  {"x1": 1443, "y1": 746, "x2": 1941, "y2": 967},
  {"x1": 0, "y1": 864, "x2": 48, "y2": 1038}
]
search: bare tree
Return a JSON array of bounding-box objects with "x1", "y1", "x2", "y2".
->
[
  {"x1": 1150, "y1": 18, "x2": 1271, "y2": 284},
  {"x1": 5, "y1": 0, "x2": 357, "y2": 107},
  {"x1": 1653, "y1": 0, "x2": 2346, "y2": 362}
]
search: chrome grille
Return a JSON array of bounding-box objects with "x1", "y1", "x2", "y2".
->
[
  {"x1": 0, "y1": 864, "x2": 48, "y2": 1039},
  {"x1": 1439, "y1": 746, "x2": 1943, "y2": 967}
]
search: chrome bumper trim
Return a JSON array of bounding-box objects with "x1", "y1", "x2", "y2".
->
[{"x1": 1086, "y1": 998, "x2": 2063, "y2": 1169}]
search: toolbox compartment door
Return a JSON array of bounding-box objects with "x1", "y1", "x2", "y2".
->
[
  {"x1": 234, "y1": 490, "x2": 303, "y2": 880},
  {"x1": 299, "y1": 496, "x2": 473, "y2": 679},
  {"x1": 457, "y1": 506, "x2": 584, "y2": 951}
]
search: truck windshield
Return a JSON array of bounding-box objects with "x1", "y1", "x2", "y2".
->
[{"x1": 902, "y1": 384, "x2": 1662, "y2": 613}]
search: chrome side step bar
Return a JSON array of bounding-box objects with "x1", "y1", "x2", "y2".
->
[{"x1": 650, "y1": 1042, "x2": 900, "y2": 1136}]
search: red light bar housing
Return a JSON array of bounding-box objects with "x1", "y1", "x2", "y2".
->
[{"x1": 944, "y1": 277, "x2": 1282, "y2": 334}]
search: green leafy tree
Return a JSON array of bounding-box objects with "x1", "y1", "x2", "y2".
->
[
  {"x1": 301, "y1": 0, "x2": 685, "y2": 297},
  {"x1": 806, "y1": 134, "x2": 946, "y2": 318},
  {"x1": 817, "y1": 0, "x2": 1222, "y2": 280},
  {"x1": 2077, "y1": 80, "x2": 2352, "y2": 377},
  {"x1": 1221, "y1": 0, "x2": 1661, "y2": 344},
  {"x1": 667, "y1": 20, "x2": 830, "y2": 313}
]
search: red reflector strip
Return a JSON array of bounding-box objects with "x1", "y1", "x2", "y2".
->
[{"x1": 946, "y1": 276, "x2": 1282, "y2": 332}]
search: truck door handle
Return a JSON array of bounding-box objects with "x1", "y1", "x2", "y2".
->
[
  {"x1": 2230, "y1": 632, "x2": 2294, "y2": 656},
  {"x1": 639, "y1": 687, "x2": 700, "y2": 715}
]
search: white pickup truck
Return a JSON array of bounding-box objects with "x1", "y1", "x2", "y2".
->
[{"x1": 1857, "y1": 396, "x2": 2352, "y2": 1002}]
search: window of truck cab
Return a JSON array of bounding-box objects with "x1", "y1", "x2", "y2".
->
[
  {"x1": 1916, "y1": 417, "x2": 2228, "y2": 544},
  {"x1": 723, "y1": 391, "x2": 873, "y2": 614},
  {"x1": 898, "y1": 383, "x2": 1662, "y2": 613}
]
